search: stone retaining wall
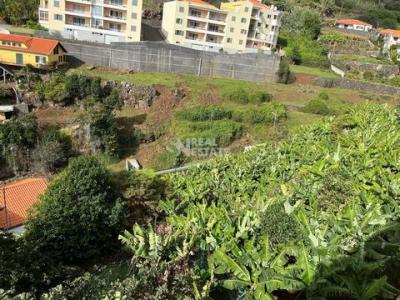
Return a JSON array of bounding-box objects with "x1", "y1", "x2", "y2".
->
[{"x1": 313, "y1": 77, "x2": 400, "y2": 96}]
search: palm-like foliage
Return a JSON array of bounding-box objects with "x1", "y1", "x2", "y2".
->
[{"x1": 120, "y1": 104, "x2": 400, "y2": 299}]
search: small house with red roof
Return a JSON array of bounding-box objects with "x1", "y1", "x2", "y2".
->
[
  {"x1": 379, "y1": 29, "x2": 400, "y2": 60},
  {"x1": 0, "y1": 178, "x2": 48, "y2": 233},
  {"x1": 336, "y1": 19, "x2": 373, "y2": 32},
  {"x1": 0, "y1": 33, "x2": 66, "y2": 68}
]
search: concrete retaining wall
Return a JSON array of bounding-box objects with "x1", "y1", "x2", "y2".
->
[
  {"x1": 62, "y1": 40, "x2": 281, "y2": 82},
  {"x1": 314, "y1": 77, "x2": 400, "y2": 96}
]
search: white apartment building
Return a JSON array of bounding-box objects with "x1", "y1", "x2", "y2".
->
[
  {"x1": 38, "y1": 0, "x2": 142, "y2": 44},
  {"x1": 161, "y1": 0, "x2": 283, "y2": 53}
]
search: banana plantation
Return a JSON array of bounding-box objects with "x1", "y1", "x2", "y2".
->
[{"x1": 119, "y1": 104, "x2": 400, "y2": 299}]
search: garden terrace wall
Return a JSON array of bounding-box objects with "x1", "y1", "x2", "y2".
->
[
  {"x1": 313, "y1": 77, "x2": 400, "y2": 96},
  {"x1": 332, "y1": 59, "x2": 399, "y2": 77},
  {"x1": 61, "y1": 40, "x2": 281, "y2": 82}
]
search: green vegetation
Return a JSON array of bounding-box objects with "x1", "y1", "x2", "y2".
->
[
  {"x1": 291, "y1": 65, "x2": 336, "y2": 78},
  {"x1": 0, "y1": 0, "x2": 40, "y2": 26},
  {"x1": 10, "y1": 103, "x2": 397, "y2": 299},
  {"x1": 25, "y1": 156, "x2": 125, "y2": 263},
  {"x1": 115, "y1": 104, "x2": 400, "y2": 299}
]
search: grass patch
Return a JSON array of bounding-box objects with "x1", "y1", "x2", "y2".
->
[
  {"x1": 335, "y1": 54, "x2": 393, "y2": 65},
  {"x1": 176, "y1": 119, "x2": 243, "y2": 147},
  {"x1": 291, "y1": 65, "x2": 337, "y2": 78}
]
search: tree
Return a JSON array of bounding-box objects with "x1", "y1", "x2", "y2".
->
[
  {"x1": 0, "y1": 113, "x2": 38, "y2": 173},
  {"x1": 0, "y1": 0, "x2": 39, "y2": 25},
  {"x1": 33, "y1": 127, "x2": 72, "y2": 173},
  {"x1": 281, "y1": 6, "x2": 321, "y2": 39},
  {"x1": 291, "y1": 46, "x2": 302, "y2": 65},
  {"x1": 277, "y1": 58, "x2": 296, "y2": 84},
  {"x1": 24, "y1": 156, "x2": 125, "y2": 263}
]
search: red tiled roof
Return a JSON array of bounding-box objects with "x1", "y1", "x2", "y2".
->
[
  {"x1": 249, "y1": 0, "x2": 269, "y2": 9},
  {"x1": 337, "y1": 19, "x2": 372, "y2": 26},
  {"x1": 380, "y1": 29, "x2": 400, "y2": 38},
  {"x1": 0, "y1": 178, "x2": 48, "y2": 230},
  {"x1": 0, "y1": 33, "x2": 64, "y2": 55}
]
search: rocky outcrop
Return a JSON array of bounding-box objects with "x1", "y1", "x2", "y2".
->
[{"x1": 104, "y1": 81, "x2": 159, "y2": 109}]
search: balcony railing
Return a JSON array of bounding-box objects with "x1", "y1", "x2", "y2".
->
[
  {"x1": 209, "y1": 16, "x2": 225, "y2": 22},
  {"x1": 66, "y1": 9, "x2": 90, "y2": 15},
  {"x1": 106, "y1": 15, "x2": 126, "y2": 20},
  {"x1": 188, "y1": 25, "x2": 206, "y2": 30},
  {"x1": 66, "y1": 22, "x2": 88, "y2": 27},
  {"x1": 104, "y1": 0, "x2": 126, "y2": 6},
  {"x1": 108, "y1": 27, "x2": 122, "y2": 32},
  {"x1": 206, "y1": 40, "x2": 222, "y2": 44},
  {"x1": 207, "y1": 28, "x2": 224, "y2": 33}
]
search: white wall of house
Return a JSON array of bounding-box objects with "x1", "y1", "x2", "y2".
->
[{"x1": 337, "y1": 24, "x2": 372, "y2": 32}]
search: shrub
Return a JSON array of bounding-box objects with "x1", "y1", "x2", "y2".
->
[
  {"x1": 24, "y1": 156, "x2": 125, "y2": 263},
  {"x1": 223, "y1": 88, "x2": 250, "y2": 104},
  {"x1": 238, "y1": 103, "x2": 287, "y2": 124},
  {"x1": 318, "y1": 91, "x2": 329, "y2": 101},
  {"x1": 277, "y1": 58, "x2": 296, "y2": 84},
  {"x1": 176, "y1": 105, "x2": 232, "y2": 121},
  {"x1": 180, "y1": 120, "x2": 243, "y2": 147},
  {"x1": 33, "y1": 127, "x2": 72, "y2": 173},
  {"x1": 291, "y1": 46, "x2": 302, "y2": 65},
  {"x1": 261, "y1": 203, "x2": 303, "y2": 248},
  {"x1": 302, "y1": 98, "x2": 331, "y2": 115},
  {"x1": 363, "y1": 71, "x2": 375, "y2": 81},
  {"x1": 249, "y1": 91, "x2": 273, "y2": 104}
]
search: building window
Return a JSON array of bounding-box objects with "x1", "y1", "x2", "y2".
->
[
  {"x1": 230, "y1": 27, "x2": 234, "y2": 33},
  {"x1": 72, "y1": 17, "x2": 85, "y2": 26},
  {"x1": 131, "y1": 25, "x2": 136, "y2": 32},
  {"x1": 35, "y1": 56, "x2": 47, "y2": 64},
  {"x1": 110, "y1": 10, "x2": 123, "y2": 19},
  {"x1": 175, "y1": 30, "x2": 184, "y2": 36},
  {"x1": 231, "y1": 16, "x2": 236, "y2": 21},
  {"x1": 239, "y1": 40, "x2": 243, "y2": 45},
  {"x1": 265, "y1": 24, "x2": 269, "y2": 29},
  {"x1": 92, "y1": 5, "x2": 103, "y2": 17},
  {"x1": 241, "y1": 18, "x2": 246, "y2": 23},
  {"x1": 131, "y1": 12, "x2": 137, "y2": 19},
  {"x1": 244, "y1": 7, "x2": 249, "y2": 12},
  {"x1": 132, "y1": 0, "x2": 138, "y2": 5},
  {"x1": 274, "y1": 15, "x2": 277, "y2": 20},
  {"x1": 54, "y1": 14, "x2": 63, "y2": 21},
  {"x1": 179, "y1": 6, "x2": 184, "y2": 12},
  {"x1": 54, "y1": 0, "x2": 60, "y2": 7},
  {"x1": 240, "y1": 29, "x2": 247, "y2": 35},
  {"x1": 267, "y1": 14, "x2": 271, "y2": 19},
  {"x1": 176, "y1": 18, "x2": 183, "y2": 24},
  {"x1": 54, "y1": 46, "x2": 59, "y2": 54},
  {"x1": 39, "y1": 10, "x2": 49, "y2": 22},
  {"x1": 227, "y1": 38, "x2": 232, "y2": 43}
]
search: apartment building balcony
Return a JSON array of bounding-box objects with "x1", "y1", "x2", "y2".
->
[
  {"x1": 205, "y1": 35, "x2": 223, "y2": 45},
  {"x1": 187, "y1": 26, "x2": 224, "y2": 37},
  {"x1": 65, "y1": 9, "x2": 92, "y2": 18},
  {"x1": 103, "y1": 0, "x2": 127, "y2": 9},
  {"x1": 103, "y1": 8, "x2": 127, "y2": 22},
  {"x1": 66, "y1": 0, "x2": 92, "y2": 5}
]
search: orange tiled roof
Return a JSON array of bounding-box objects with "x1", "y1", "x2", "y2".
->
[
  {"x1": 187, "y1": 0, "x2": 217, "y2": 9},
  {"x1": 249, "y1": 0, "x2": 269, "y2": 9},
  {"x1": 337, "y1": 19, "x2": 372, "y2": 26},
  {"x1": 0, "y1": 178, "x2": 48, "y2": 230},
  {"x1": 380, "y1": 29, "x2": 400, "y2": 38},
  {"x1": 0, "y1": 33, "x2": 65, "y2": 55}
]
